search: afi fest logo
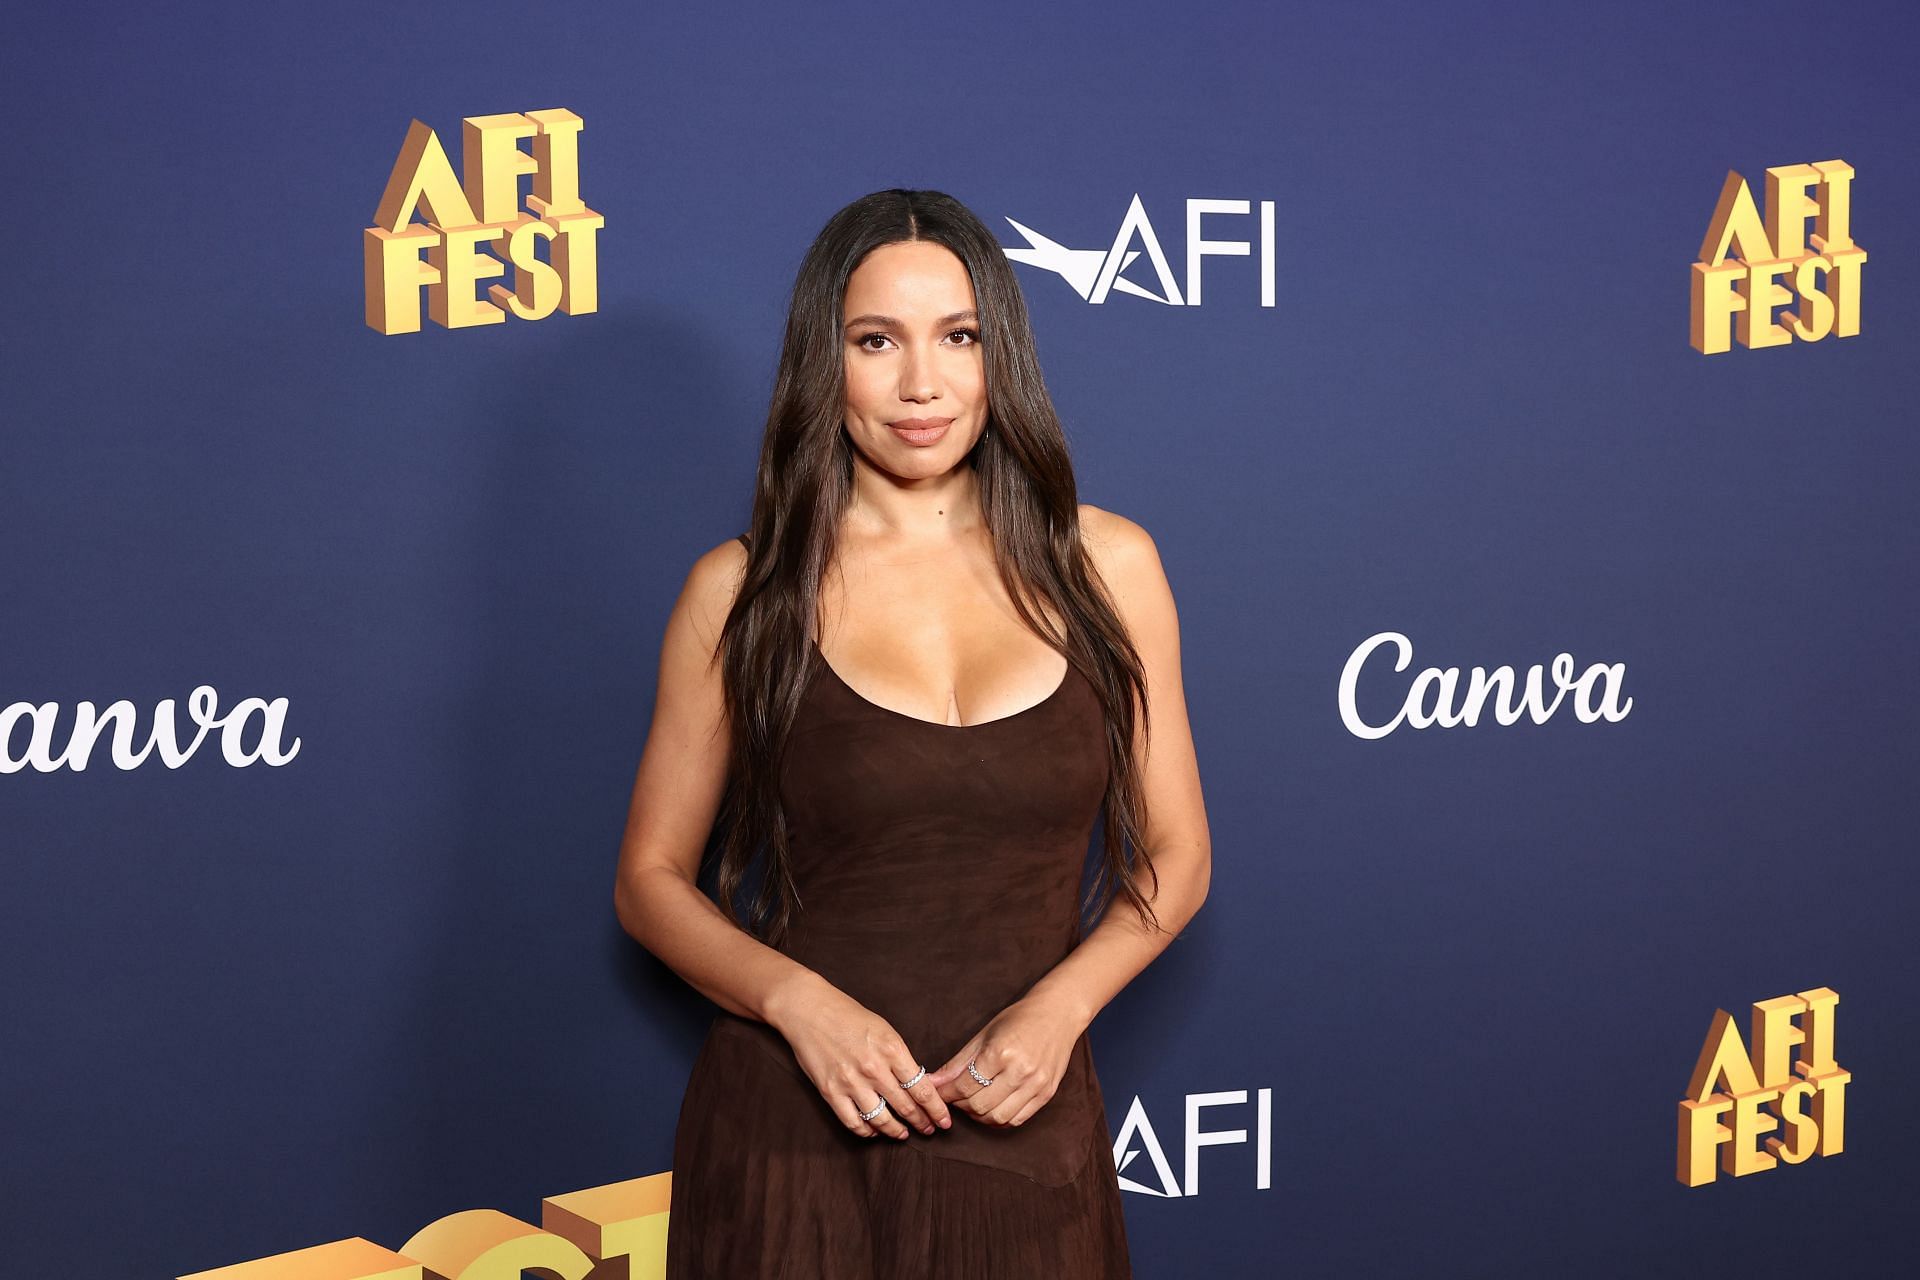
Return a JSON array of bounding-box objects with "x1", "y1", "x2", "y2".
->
[
  {"x1": 1690, "y1": 160, "x2": 1864, "y2": 354},
  {"x1": 364, "y1": 109, "x2": 604, "y2": 335},
  {"x1": 1678, "y1": 987, "x2": 1849, "y2": 1187},
  {"x1": 1002, "y1": 195, "x2": 1275, "y2": 306},
  {"x1": 180, "y1": 1169, "x2": 675, "y2": 1280}
]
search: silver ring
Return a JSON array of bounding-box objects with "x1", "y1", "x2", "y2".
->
[
  {"x1": 858, "y1": 1098, "x2": 888, "y2": 1122},
  {"x1": 966, "y1": 1057, "x2": 994, "y2": 1087},
  {"x1": 898, "y1": 1066, "x2": 927, "y2": 1089}
]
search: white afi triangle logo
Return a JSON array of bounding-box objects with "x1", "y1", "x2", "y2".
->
[
  {"x1": 1110, "y1": 1088, "x2": 1274, "y2": 1196},
  {"x1": 1001, "y1": 194, "x2": 1276, "y2": 307}
]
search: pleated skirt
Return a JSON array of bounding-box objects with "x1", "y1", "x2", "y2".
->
[{"x1": 664, "y1": 1014, "x2": 1133, "y2": 1278}]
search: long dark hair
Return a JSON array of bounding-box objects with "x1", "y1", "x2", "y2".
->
[{"x1": 711, "y1": 188, "x2": 1159, "y2": 949}]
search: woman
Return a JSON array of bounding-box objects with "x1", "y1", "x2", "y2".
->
[{"x1": 613, "y1": 188, "x2": 1212, "y2": 1277}]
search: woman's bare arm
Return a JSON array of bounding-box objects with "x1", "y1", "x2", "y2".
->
[
  {"x1": 1023, "y1": 504, "x2": 1213, "y2": 1030},
  {"x1": 613, "y1": 537, "x2": 827, "y2": 1028},
  {"x1": 613, "y1": 540, "x2": 953, "y2": 1138}
]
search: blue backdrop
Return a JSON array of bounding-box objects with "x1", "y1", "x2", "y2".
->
[{"x1": 4, "y1": 1, "x2": 1915, "y2": 1275}]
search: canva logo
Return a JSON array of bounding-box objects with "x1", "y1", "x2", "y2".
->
[
  {"x1": 364, "y1": 108, "x2": 605, "y2": 335},
  {"x1": 1677, "y1": 987, "x2": 1849, "y2": 1187},
  {"x1": 1001, "y1": 195, "x2": 1276, "y2": 306},
  {"x1": 1690, "y1": 159, "x2": 1865, "y2": 354},
  {"x1": 1337, "y1": 631, "x2": 1632, "y2": 740},
  {"x1": 1111, "y1": 1088, "x2": 1272, "y2": 1197},
  {"x1": 0, "y1": 686, "x2": 300, "y2": 773}
]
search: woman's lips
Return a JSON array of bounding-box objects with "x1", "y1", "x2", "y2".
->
[{"x1": 888, "y1": 418, "x2": 953, "y2": 446}]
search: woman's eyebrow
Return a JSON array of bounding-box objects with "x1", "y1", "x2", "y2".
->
[{"x1": 843, "y1": 309, "x2": 978, "y2": 331}]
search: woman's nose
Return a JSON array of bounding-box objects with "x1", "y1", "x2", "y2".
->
[{"x1": 898, "y1": 349, "x2": 936, "y2": 400}]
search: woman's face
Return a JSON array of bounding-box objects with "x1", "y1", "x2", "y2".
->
[{"x1": 840, "y1": 240, "x2": 987, "y2": 480}]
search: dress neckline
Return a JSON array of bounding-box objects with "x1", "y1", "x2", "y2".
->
[{"x1": 809, "y1": 637, "x2": 1072, "y2": 731}]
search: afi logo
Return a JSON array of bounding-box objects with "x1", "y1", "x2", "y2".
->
[
  {"x1": 1690, "y1": 160, "x2": 1865, "y2": 354},
  {"x1": 1677, "y1": 987, "x2": 1850, "y2": 1186},
  {"x1": 1002, "y1": 195, "x2": 1275, "y2": 307},
  {"x1": 1110, "y1": 1088, "x2": 1272, "y2": 1197},
  {"x1": 364, "y1": 109, "x2": 605, "y2": 335}
]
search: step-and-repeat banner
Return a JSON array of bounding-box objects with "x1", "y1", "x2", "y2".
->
[{"x1": 5, "y1": 2, "x2": 1914, "y2": 1276}]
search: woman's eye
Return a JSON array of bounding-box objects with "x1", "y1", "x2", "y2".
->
[{"x1": 852, "y1": 329, "x2": 976, "y2": 351}]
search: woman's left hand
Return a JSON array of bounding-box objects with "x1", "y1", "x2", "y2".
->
[{"x1": 927, "y1": 994, "x2": 1083, "y2": 1128}]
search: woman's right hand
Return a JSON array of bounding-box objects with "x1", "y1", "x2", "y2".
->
[{"x1": 769, "y1": 974, "x2": 953, "y2": 1140}]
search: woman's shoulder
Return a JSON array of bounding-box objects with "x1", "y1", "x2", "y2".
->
[
  {"x1": 672, "y1": 534, "x2": 752, "y2": 642},
  {"x1": 688, "y1": 531, "x2": 751, "y2": 579},
  {"x1": 1076, "y1": 503, "x2": 1177, "y2": 649},
  {"x1": 1077, "y1": 503, "x2": 1158, "y2": 575}
]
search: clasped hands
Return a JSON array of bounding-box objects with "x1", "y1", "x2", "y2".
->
[{"x1": 777, "y1": 977, "x2": 1085, "y2": 1143}]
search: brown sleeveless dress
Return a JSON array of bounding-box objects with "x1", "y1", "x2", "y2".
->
[{"x1": 664, "y1": 591, "x2": 1132, "y2": 1276}]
